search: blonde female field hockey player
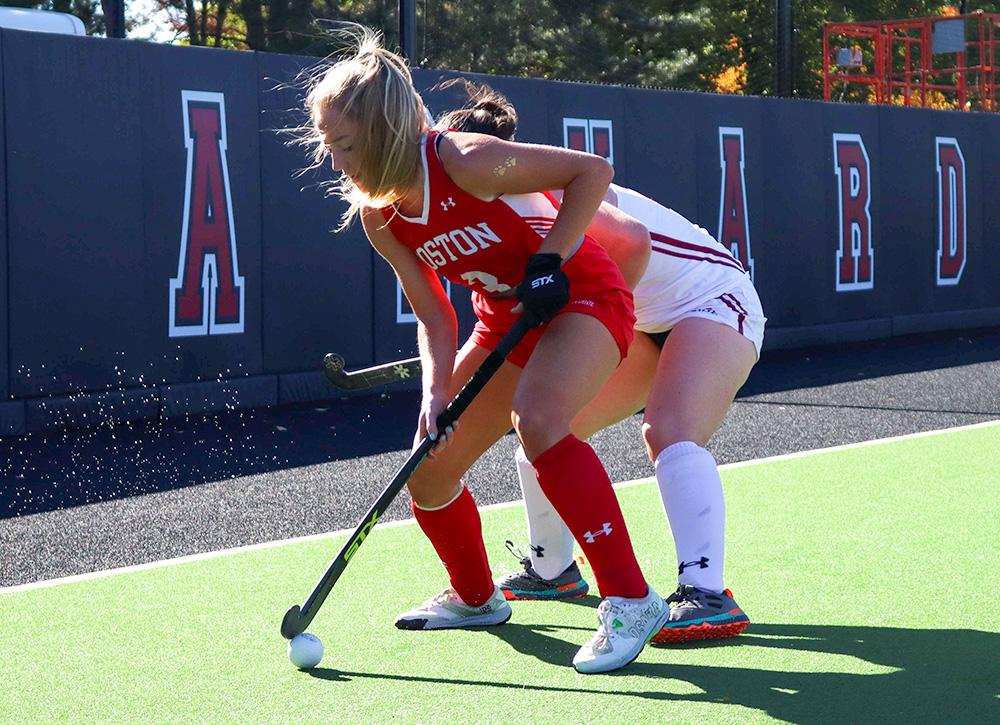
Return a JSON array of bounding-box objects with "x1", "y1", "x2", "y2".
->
[{"x1": 301, "y1": 27, "x2": 669, "y2": 674}]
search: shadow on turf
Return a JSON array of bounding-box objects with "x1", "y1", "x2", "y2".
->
[{"x1": 310, "y1": 622, "x2": 999, "y2": 724}]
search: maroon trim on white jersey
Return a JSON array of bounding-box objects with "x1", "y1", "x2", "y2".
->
[
  {"x1": 717, "y1": 293, "x2": 747, "y2": 334},
  {"x1": 650, "y1": 231, "x2": 746, "y2": 274}
]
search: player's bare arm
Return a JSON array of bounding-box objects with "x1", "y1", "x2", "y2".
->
[
  {"x1": 438, "y1": 132, "x2": 613, "y2": 259},
  {"x1": 582, "y1": 204, "x2": 651, "y2": 289},
  {"x1": 547, "y1": 188, "x2": 651, "y2": 289},
  {"x1": 362, "y1": 208, "x2": 458, "y2": 442}
]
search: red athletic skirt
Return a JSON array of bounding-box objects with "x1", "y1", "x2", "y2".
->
[{"x1": 467, "y1": 242, "x2": 635, "y2": 368}]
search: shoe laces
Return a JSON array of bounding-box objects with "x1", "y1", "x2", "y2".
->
[
  {"x1": 670, "y1": 584, "x2": 721, "y2": 610},
  {"x1": 594, "y1": 599, "x2": 624, "y2": 642},
  {"x1": 429, "y1": 588, "x2": 461, "y2": 607},
  {"x1": 670, "y1": 584, "x2": 699, "y2": 604},
  {"x1": 504, "y1": 539, "x2": 532, "y2": 571}
]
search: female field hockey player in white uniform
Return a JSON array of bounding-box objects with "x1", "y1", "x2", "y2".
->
[
  {"x1": 436, "y1": 82, "x2": 766, "y2": 643},
  {"x1": 302, "y1": 27, "x2": 669, "y2": 673}
]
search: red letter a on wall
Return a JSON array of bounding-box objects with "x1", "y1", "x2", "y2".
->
[
  {"x1": 717, "y1": 127, "x2": 755, "y2": 281},
  {"x1": 169, "y1": 90, "x2": 245, "y2": 337}
]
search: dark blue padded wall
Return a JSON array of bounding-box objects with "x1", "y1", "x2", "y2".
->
[
  {"x1": 622, "y1": 88, "x2": 699, "y2": 222},
  {"x1": 759, "y1": 99, "x2": 829, "y2": 329},
  {"x1": 0, "y1": 31, "x2": 998, "y2": 434},
  {"x1": 4, "y1": 32, "x2": 148, "y2": 397},
  {"x1": 975, "y1": 111, "x2": 1000, "y2": 314},
  {"x1": 257, "y1": 53, "x2": 375, "y2": 373},
  {"x1": 0, "y1": 31, "x2": 7, "y2": 401},
  {"x1": 139, "y1": 42, "x2": 263, "y2": 385}
]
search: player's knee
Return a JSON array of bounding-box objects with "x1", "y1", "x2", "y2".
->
[
  {"x1": 642, "y1": 419, "x2": 710, "y2": 462},
  {"x1": 511, "y1": 403, "x2": 568, "y2": 456},
  {"x1": 407, "y1": 471, "x2": 462, "y2": 509}
]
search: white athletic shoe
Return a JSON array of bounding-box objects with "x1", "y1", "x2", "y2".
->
[
  {"x1": 572, "y1": 587, "x2": 670, "y2": 674},
  {"x1": 394, "y1": 586, "x2": 512, "y2": 630}
]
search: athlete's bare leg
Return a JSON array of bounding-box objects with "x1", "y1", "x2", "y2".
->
[
  {"x1": 641, "y1": 317, "x2": 757, "y2": 456},
  {"x1": 406, "y1": 338, "x2": 521, "y2": 509},
  {"x1": 511, "y1": 313, "x2": 620, "y2": 459},
  {"x1": 506, "y1": 318, "x2": 757, "y2": 594},
  {"x1": 569, "y1": 332, "x2": 661, "y2": 440},
  {"x1": 511, "y1": 312, "x2": 652, "y2": 603},
  {"x1": 643, "y1": 316, "x2": 757, "y2": 615}
]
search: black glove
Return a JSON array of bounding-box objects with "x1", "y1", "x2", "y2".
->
[{"x1": 516, "y1": 253, "x2": 570, "y2": 327}]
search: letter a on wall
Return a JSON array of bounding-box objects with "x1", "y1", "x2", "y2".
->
[
  {"x1": 717, "y1": 127, "x2": 755, "y2": 281},
  {"x1": 935, "y1": 137, "x2": 967, "y2": 286},
  {"x1": 832, "y1": 133, "x2": 874, "y2": 292},
  {"x1": 169, "y1": 90, "x2": 246, "y2": 337}
]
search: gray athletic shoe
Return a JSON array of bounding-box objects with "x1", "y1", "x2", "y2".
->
[
  {"x1": 651, "y1": 584, "x2": 750, "y2": 644},
  {"x1": 394, "y1": 586, "x2": 512, "y2": 630},
  {"x1": 496, "y1": 540, "x2": 590, "y2": 601}
]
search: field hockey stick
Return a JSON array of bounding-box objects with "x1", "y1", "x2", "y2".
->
[
  {"x1": 281, "y1": 315, "x2": 532, "y2": 640},
  {"x1": 323, "y1": 353, "x2": 421, "y2": 391}
]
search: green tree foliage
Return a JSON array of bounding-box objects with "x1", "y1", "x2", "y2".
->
[{"x1": 13, "y1": 0, "x2": 1000, "y2": 99}]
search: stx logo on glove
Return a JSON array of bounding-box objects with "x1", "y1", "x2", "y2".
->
[{"x1": 530, "y1": 274, "x2": 555, "y2": 289}]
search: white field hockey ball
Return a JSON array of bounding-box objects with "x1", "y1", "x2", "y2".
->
[{"x1": 288, "y1": 632, "x2": 324, "y2": 669}]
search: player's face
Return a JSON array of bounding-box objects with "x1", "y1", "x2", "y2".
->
[{"x1": 316, "y1": 104, "x2": 359, "y2": 179}]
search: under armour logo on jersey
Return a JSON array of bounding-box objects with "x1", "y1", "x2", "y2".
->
[
  {"x1": 678, "y1": 556, "x2": 710, "y2": 574},
  {"x1": 440, "y1": 197, "x2": 456, "y2": 211},
  {"x1": 530, "y1": 544, "x2": 545, "y2": 558},
  {"x1": 530, "y1": 274, "x2": 555, "y2": 289},
  {"x1": 583, "y1": 523, "x2": 613, "y2": 543}
]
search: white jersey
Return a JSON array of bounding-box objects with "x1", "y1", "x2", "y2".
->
[{"x1": 613, "y1": 184, "x2": 753, "y2": 335}]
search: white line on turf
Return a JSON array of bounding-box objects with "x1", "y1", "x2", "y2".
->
[{"x1": 3, "y1": 418, "x2": 997, "y2": 594}]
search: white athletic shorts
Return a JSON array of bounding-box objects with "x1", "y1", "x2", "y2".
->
[{"x1": 638, "y1": 273, "x2": 766, "y2": 359}]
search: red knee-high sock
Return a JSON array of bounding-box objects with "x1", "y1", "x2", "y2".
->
[
  {"x1": 532, "y1": 435, "x2": 647, "y2": 599},
  {"x1": 411, "y1": 485, "x2": 495, "y2": 607}
]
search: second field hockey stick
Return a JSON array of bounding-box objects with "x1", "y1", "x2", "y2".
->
[
  {"x1": 281, "y1": 315, "x2": 532, "y2": 640},
  {"x1": 323, "y1": 353, "x2": 421, "y2": 391}
]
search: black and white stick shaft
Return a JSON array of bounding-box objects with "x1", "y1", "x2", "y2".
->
[
  {"x1": 281, "y1": 317, "x2": 531, "y2": 640},
  {"x1": 323, "y1": 354, "x2": 422, "y2": 391}
]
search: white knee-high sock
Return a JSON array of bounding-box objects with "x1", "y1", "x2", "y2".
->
[
  {"x1": 655, "y1": 441, "x2": 726, "y2": 593},
  {"x1": 515, "y1": 444, "x2": 576, "y2": 580}
]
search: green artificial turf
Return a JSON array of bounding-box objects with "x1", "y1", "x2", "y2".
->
[{"x1": 2, "y1": 424, "x2": 998, "y2": 724}]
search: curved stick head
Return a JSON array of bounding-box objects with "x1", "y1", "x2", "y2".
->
[
  {"x1": 324, "y1": 354, "x2": 346, "y2": 373},
  {"x1": 281, "y1": 604, "x2": 306, "y2": 640}
]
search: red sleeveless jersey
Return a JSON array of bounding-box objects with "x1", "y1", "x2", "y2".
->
[{"x1": 380, "y1": 131, "x2": 632, "y2": 332}]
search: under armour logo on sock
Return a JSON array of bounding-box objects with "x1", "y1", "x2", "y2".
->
[
  {"x1": 530, "y1": 544, "x2": 545, "y2": 558},
  {"x1": 583, "y1": 523, "x2": 613, "y2": 543},
  {"x1": 678, "y1": 556, "x2": 710, "y2": 574},
  {"x1": 440, "y1": 197, "x2": 456, "y2": 211}
]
